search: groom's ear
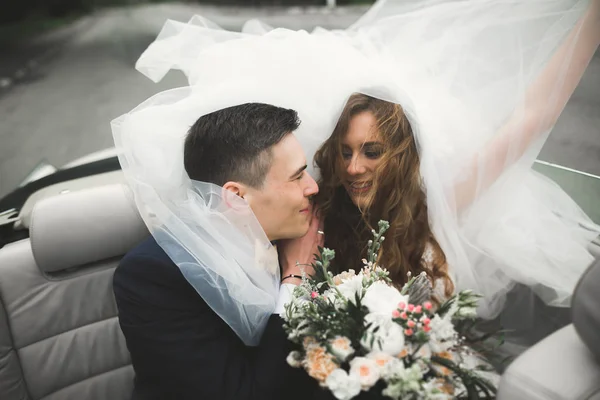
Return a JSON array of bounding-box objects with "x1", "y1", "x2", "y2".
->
[
  {"x1": 222, "y1": 181, "x2": 251, "y2": 212},
  {"x1": 223, "y1": 181, "x2": 247, "y2": 199}
]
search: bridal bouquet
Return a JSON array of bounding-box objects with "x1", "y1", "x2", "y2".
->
[{"x1": 282, "y1": 221, "x2": 498, "y2": 400}]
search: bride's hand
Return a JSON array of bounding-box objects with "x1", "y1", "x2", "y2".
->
[{"x1": 278, "y1": 208, "x2": 324, "y2": 285}]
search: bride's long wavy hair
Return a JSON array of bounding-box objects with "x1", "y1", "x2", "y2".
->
[{"x1": 314, "y1": 93, "x2": 454, "y2": 300}]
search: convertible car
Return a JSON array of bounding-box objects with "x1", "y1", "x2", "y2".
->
[{"x1": 0, "y1": 149, "x2": 599, "y2": 400}]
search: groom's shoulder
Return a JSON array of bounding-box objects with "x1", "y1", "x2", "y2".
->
[
  {"x1": 121, "y1": 235, "x2": 173, "y2": 267},
  {"x1": 114, "y1": 235, "x2": 178, "y2": 285},
  {"x1": 122, "y1": 235, "x2": 170, "y2": 262}
]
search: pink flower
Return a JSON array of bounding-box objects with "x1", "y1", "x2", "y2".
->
[
  {"x1": 392, "y1": 309, "x2": 401, "y2": 318},
  {"x1": 398, "y1": 301, "x2": 406, "y2": 310},
  {"x1": 414, "y1": 305, "x2": 422, "y2": 314},
  {"x1": 404, "y1": 329, "x2": 414, "y2": 336},
  {"x1": 407, "y1": 320, "x2": 416, "y2": 328},
  {"x1": 424, "y1": 301, "x2": 433, "y2": 310},
  {"x1": 421, "y1": 317, "x2": 431, "y2": 325},
  {"x1": 311, "y1": 292, "x2": 319, "y2": 299},
  {"x1": 400, "y1": 312, "x2": 408, "y2": 319},
  {"x1": 423, "y1": 326, "x2": 431, "y2": 333},
  {"x1": 407, "y1": 304, "x2": 415, "y2": 312}
]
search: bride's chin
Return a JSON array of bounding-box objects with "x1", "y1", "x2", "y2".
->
[
  {"x1": 342, "y1": 186, "x2": 371, "y2": 208},
  {"x1": 348, "y1": 193, "x2": 369, "y2": 208}
]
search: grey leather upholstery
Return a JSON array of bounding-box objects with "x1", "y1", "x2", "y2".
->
[
  {"x1": 0, "y1": 294, "x2": 29, "y2": 399},
  {"x1": 0, "y1": 184, "x2": 149, "y2": 400},
  {"x1": 30, "y1": 184, "x2": 147, "y2": 273},
  {"x1": 497, "y1": 241, "x2": 600, "y2": 400},
  {"x1": 498, "y1": 324, "x2": 600, "y2": 400}
]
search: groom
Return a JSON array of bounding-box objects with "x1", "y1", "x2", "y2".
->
[{"x1": 114, "y1": 103, "x2": 323, "y2": 400}]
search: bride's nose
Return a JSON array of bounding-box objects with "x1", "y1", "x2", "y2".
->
[{"x1": 346, "y1": 156, "x2": 367, "y2": 176}]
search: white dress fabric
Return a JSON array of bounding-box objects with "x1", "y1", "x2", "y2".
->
[{"x1": 112, "y1": 0, "x2": 600, "y2": 345}]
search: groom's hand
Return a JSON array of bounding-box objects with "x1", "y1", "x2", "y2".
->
[{"x1": 278, "y1": 207, "x2": 324, "y2": 285}]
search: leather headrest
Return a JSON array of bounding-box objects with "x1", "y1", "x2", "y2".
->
[{"x1": 30, "y1": 184, "x2": 149, "y2": 273}]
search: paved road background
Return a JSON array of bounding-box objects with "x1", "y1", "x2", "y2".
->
[{"x1": 0, "y1": 3, "x2": 598, "y2": 197}]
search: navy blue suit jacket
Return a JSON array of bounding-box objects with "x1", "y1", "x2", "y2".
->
[{"x1": 113, "y1": 236, "x2": 323, "y2": 400}]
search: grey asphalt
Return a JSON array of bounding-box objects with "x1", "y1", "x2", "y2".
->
[{"x1": 0, "y1": 3, "x2": 598, "y2": 198}]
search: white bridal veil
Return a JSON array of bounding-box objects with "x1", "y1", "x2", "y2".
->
[{"x1": 112, "y1": 0, "x2": 600, "y2": 345}]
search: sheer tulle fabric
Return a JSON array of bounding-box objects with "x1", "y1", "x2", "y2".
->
[{"x1": 112, "y1": 0, "x2": 600, "y2": 345}]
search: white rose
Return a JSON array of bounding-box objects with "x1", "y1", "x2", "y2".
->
[
  {"x1": 428, "y1": 315, "x2": 457, "y2": 353},
  {"x1": 329, "y1": 336, "x2": 355, "y2": 362},
  {"x1": 333, "y1": 270, "x2": 357, "y2": 286},
  {"x1": 366, "y1": 351, "x2": 395, "y2": 372},
  {"x1": 336, "y1": 275, "x2": 364, "y2": 304},
  {"x1": 349, "y1": 357, "x2": 381, "y2": 390},
  {"x1": 429, "y1": 316, "x2": 455, "y2": 339},
  {"x1": 325, "y1": 369, "x2": 362, "y2": 400},
  {"x1": 361, "y1": 313, "x2": 405, "y2": 356},
  {"x1": 362, "y1": 281, "x2": 409, "y2": 317}
]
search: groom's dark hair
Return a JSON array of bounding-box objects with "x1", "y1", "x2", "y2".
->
[{"x1": 184, "y1": 103, "x2": 300, "y2": 188}]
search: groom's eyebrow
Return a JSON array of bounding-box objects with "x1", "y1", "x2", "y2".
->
[{"x1": 289, "y1": 164, "x2": 307, "y2": 179}]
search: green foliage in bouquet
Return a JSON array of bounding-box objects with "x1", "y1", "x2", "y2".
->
[{"x1": 282, "y1": 220, "x2": 499, "y2": 400}]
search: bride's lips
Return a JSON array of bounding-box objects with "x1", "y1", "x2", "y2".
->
[{"x1": 348, "y1": 181, "x2": 372, "y2": 195}]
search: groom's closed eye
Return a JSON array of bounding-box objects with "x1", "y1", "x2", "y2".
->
[{"x1": 290, "y1": 165, "x2": 308, "y2": 181}]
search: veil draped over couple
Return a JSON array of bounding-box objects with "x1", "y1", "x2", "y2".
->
[{"x1": 112, "y1": 0, "x2": 600, "y2": 347}]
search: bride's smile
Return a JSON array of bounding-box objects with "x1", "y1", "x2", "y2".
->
[{"x1": 340, "y1": 111, "x2": 383, "y2": 208}]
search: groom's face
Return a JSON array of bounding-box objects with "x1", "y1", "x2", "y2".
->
[{"x1": 244, "y1": 134, "x2": 319, "y2": 241}]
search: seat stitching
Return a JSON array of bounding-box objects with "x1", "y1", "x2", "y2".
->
[
  {"x1": 39, "y1": 363, "x2": 132, "y2": 400},
  {"x1": 0, "y1": 295, "x2": 33, "y2": 399},
  {"x1": 18, "y1": 315, "x2": 118, "y2": 350}
]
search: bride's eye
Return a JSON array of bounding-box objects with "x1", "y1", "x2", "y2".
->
[
  {"x1": 365, "y1": 150, "x2": 382, "y2": 159},
  {"x1": 341, "y1": 151, "x2": 352, "y2": 160}
]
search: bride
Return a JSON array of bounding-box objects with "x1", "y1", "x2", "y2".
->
[{"x1": 113, "y1": 0, "x2": 600, "y2": 351}]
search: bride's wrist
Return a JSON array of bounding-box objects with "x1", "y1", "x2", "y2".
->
[{"x1": 281, "y1": 274, "x2": 303, "y2": 286}]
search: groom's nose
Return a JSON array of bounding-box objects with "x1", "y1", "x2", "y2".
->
[{"x1": 304, "y1": 173, "x2": 319, "y2": 197}]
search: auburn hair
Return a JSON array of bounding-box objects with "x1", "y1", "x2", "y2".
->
[{"x1": 314, "y1": 93, "x2": 454, "y2": 302}]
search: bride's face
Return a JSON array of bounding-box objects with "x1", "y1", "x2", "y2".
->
[{"x1": 340, "y1": 111, "x2": 384, "y2": 209}]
